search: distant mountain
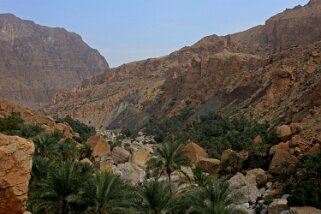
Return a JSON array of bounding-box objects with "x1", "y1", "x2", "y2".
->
[
  {"x1": 0, "y1": 14, "x2": 109, "y2": 108},
  {"x1": 48, "y1": 0, "x2": 321, "y2": 131}
]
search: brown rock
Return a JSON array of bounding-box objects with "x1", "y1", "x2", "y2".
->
[
  {"x1": 246, "y1": 168, "x2": 267, "y2": 186},
  {"x1": 86, "y1": 135, "x2": 111, "y2": 160},
  {"x1": 221, "y1": 149, "x2": 234, "y2": 161},
  {"x1": 0, "y1": 134, "x2": 34, "y2": 214},
  {"x1": 289, "y1": 135, "x2": 303, "y2": 148},
  {"x1": 269, "y1": 150, "x2": 299, "y2": 175},
  {"x1": 100, "y1": 161, "x2": 114, "y2": 174},
  {"x1": 112, "y1": 147, "x2": 130, "y2": 164},
  {"x1": 276, "y1": 125, "x2": 292, "y2": 141},
  {"x1": 307, "y1": 143, "x2": 320, "y2": 155},
  {"x1": 290, "y1": 123, "x2": 303, "y2": 135},
  {"x1": 54, "y1": 123, "x2": 74, "y2": 139},
  {"x1": 184, "y1": 143, "x2": 208, "y2": 163},
  {"x1": 290, "y1": 206, "x2": 321, "y2": 214},
  {"x1": 294, "y1": 147, "x2": 302, "y2": 155},
  {"x1": 268, "y1": 199, "x2": 289, "y2": 214},
  {"x1": 131, "y1": 148, "x2": 151, "y2": 168},
  {"x1": 254, "y1": 135, "x2": 263, "y2": 144},
  {"x1": 198, "y1": 158, "x2": 220, "y2": 173},
  {"x1": 269, "y1": 142, "x2": 290, "y2": 155}
]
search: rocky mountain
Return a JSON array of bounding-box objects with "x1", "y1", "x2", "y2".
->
[
  {"x1": 0, "y1": 14, "x2": 109, "y2": 109},
  {"x1": 48, "y1": 0, "x2": 321, "y2": 131}
]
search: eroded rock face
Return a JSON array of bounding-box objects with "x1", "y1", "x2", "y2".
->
[
  {"x1": 0, "y1": 134, "x2": 34, "y2": 214},
  {"x1": 0, "y1": 14, "x2": 109, "y2": 109}
]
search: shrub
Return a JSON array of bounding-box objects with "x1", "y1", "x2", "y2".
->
[
  {"x1": 144, "y1": 109, "x2": 271, "y2": 160},
  {"x1": 0, "y1": 113, "x2": 43, "y2": 138},
  {"x1": 57, "y1": 116, "x2": 95, "y2": 143},
  {"x1": 288, "y1": 178, "x2": 321, "y2": 209}
]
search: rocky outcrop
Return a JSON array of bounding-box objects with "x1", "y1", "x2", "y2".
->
[
  {"x1": 0, "y1": 134, "x2": 34, "y2": 214},
  {"x1": 0, "y1": 14, "x2": 109, "y2": 109}
]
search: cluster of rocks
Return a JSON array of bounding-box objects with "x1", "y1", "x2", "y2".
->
[
  {"x1": 83, "y1": 132, "x2": 154, "y2": 185},
  {"x1": 269, "y1": 123, "x2": 320, "y2": 176}
]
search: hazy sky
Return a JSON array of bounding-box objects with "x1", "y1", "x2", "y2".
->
[{"x1": 0, "y1": 0, "x2": 309, "y2": 67}]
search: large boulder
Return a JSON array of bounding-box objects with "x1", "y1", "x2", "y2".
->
[
  {"x1": 246, "y1": 168, "x2": 267, "y2": 186},
  {"x1": 269, "y1": 142, "x2": 290, "y2": 155},
  {"x1": 198, "y1": 158, "x2": 220, "y2": 173},
  {"x1": 86, "y1": 135, "x2": 111, "y2": 160},
  {"x1": 112, "y1": 147, "x2": 130, "y2": 164},
  {"x1": 0, "y1": 134, "x2": 34, "y2": 214},
  {"x1": 276, "y1": 125, "x2": 292, "y2": 141},
  {"x1": 113, "y1": 162, "x2": 145, "y2": 185},
  {"x1": 131, "y1": 148, "x2": 151, "y2": 168},
  {"x1": 267, "y1": 199, "x2": 288, "y2": 214},
  {"x1": 228, "y1": 172, "x2": 262, "y2": 204},
  {"x1": 290, "y1": 207, "x2": 321, "y2": 214},
  {"x1": 269, "y1": 150, "x2": 299, "y2": 175},
  {"x1": 184, "y1": 142, "x2": 208, "y2": 163}
]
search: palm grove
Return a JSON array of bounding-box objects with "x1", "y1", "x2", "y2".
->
[{"x1": 1, "y1": 111, "x2": 320, "y2": 213}]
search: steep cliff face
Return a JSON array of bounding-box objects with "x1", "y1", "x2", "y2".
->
[
  {"x1": 48, "y1": 0, "x2": 321, "y2": 130},
  {"x1": 0, "y1": 14, "x2": 109, "y2": 109},
  {"x1": 0, "y1": 134, "x2": 34, "y2": 214}
]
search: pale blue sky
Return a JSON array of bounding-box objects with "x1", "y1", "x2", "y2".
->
[{"x1": 0, "y1": 0, "x2": 309, "y2": 67}]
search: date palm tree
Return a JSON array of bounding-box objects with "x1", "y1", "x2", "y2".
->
[
  {"x1": 185, "y1": 178, "x2": 243, "y2": 214},
  {"x1": 28, "y1": 161, "x2": 86, "y2": 214},
  {"x1": 75, "y1": 172, "x2": 135, "y2": 214},
  {"x1": 132, "y1": 180, "x2": 180, "y2": 214},
  {"x1": 147, "y1": 142, "x2": 191, "y2": 185}
]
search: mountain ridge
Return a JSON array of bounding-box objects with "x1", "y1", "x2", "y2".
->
[
  {"x1": 0, "y1": 13, "x2": 109, "y2": 109},
  {"x1": 48, "y1": 0, "x2": 321, "y2": 131}
]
